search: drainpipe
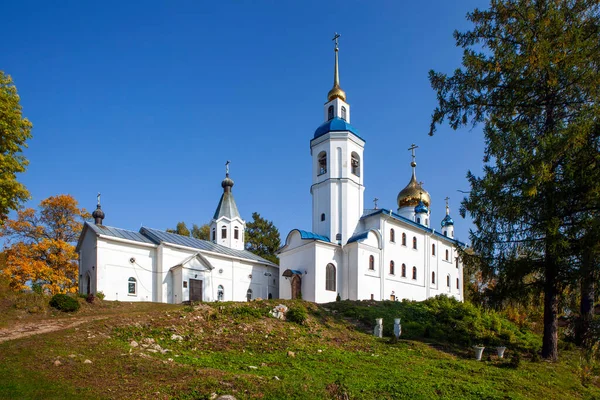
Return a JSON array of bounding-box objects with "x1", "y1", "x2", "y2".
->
[
  {"x1": 426, "y1": 228, "x2": 435, "y2": 300},
  {"x1": 380, "y1": 218, "x2": 385, "y2": 300}
]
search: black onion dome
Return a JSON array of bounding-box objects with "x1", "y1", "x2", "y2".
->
[
  {"x1": 92, "y1": 204, "x2": 105, "y2": 224},
  {"x1": 221, "y1": 174, "x2": 234, "y2": 191}
]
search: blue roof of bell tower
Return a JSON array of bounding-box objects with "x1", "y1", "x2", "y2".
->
[{"x1": 314, "y1": 117, "x2": 362, "y2": 140}]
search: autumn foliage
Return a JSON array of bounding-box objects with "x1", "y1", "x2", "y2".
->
[{"x1": 0, "y1": 194, "x2": 90, "y2": 294}]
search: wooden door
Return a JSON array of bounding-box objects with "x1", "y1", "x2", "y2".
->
[
  {"x1": 291, "y1": 275, "x2": 301, "y2": 299},
  {"x1": 189, "y1": 279, "x2": 203, "y2": 302}
]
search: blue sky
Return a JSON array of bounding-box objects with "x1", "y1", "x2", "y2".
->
[{"x1": 3, "y1": 0, "x2": 488, "y2": 245}]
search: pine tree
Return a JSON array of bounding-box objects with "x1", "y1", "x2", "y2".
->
[
  {"x1": 0, "y1": 71, "x2": 33, "y2": 222},
  {"x1": 245, "y1": 212, "x2": 281, "y2": 265},
  {"x1": 429, "y1": 0, "x2": 600, "y2": 360}
]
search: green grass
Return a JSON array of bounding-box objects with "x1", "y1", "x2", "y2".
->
[{"x1": 0, "y1": 298, "x2": 598, "y2": 399}]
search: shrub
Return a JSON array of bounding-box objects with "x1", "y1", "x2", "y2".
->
[
  {"x1": 287, "y1": 305, "x2": 308, "y2": 325},
  {"x1": 49, "y1": 294, "x2": 80, "y2": 312},
  {"x1": 86, "y1": 293, "x2": 96, "y2": 304},
  {"x1": 96, "y1": 291, "x2": 105, "y2": 300},
  {"x1": 508, "y1": 351, "x2": 521, "y2": 369}
]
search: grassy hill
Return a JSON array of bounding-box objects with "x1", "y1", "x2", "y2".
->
[{"x1": 0, "y1": 296, "x2": 598, "y2": 399}]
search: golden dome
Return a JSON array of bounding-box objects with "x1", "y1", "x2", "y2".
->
[
  {"x1": 328, "y1": 85, "x2": 346, "y2": 102},
  {"x1": 397, "y1": 174, "x2": 431, "y2": 209}
]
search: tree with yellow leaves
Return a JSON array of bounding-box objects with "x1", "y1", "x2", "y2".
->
[{"x1": 0, "y1": 194, "x2": 90, "y2": 294}]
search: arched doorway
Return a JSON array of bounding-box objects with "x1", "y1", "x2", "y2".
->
[
  {"x1": 291, "y1": 275, "x2": 301, "y2": 299},
  {"x1": 86, "y1": 273, "x2": 91, "y2": 295}
]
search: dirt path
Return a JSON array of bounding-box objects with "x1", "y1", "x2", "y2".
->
[{"x1": 0, "y1": 316, "x2": 108, "y2": 343}]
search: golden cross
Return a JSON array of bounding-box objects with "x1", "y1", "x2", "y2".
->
[{"x1": 408, "y1": 143, "x2": 418, "y2": 163}]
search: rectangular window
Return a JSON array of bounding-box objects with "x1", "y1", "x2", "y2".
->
[
  {"x1": 234, "y1": 228, "x2": 239, "y2": 240},
  {"x1": 183, "y1": 281, "x2": 188, "y2": 288},
  {"x1": 221, "y1": 227, "x2": 227, "y2": 239}
]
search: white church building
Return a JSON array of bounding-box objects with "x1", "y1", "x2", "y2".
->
[
  {"x1": 278, "y1": 36, "x2": 465, "y2": 303},
  {"x1": 76, "y1": 171, "x2": 279, "y2": 303}
]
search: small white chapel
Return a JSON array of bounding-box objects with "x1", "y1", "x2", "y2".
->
[
  {"x1": 278, "y1": 35, "x2": 465, "y2": 303},
  {"x1": 76, "y1": 168, "x2": 279, "y2": 303}
]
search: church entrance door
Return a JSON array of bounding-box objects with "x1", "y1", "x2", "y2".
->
[
  {"x1": 189, "y1": 279, "x2": 203, "y2": 301},
  {"x1": 291, "y1": 275, "x2": 301, "y2": 299}
]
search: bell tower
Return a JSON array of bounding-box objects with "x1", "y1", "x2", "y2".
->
[{"x1": 310, "y1": 33, "x2": 365, "y2": 244}]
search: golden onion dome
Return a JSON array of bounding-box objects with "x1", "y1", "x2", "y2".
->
[
  {"x1": 397, "y1": 173, "x2": 431, "y2": 209},
  {"x1": 328, "y1": 85, "x2": 346, "y2": 102}
]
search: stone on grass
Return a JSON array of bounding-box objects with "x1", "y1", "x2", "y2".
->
[
  {"x1": 84, "y1": 359, "x2": 92, "y2": 364},
  {"x1": 130, "y1": 340, "x2": 139, "y2": 348},
  {"x1": 287, "y1": 351, "x2": 295, "y2": 358},
  {"x1": 53, "y1": 360, "x2": 61, "y2": 366},
  {"x1": 248, "y1": 365, "x2": 258, "y2": 369},
  {"x1": 171, "y1": 334, "x2": 183, "y2": 341},
  {"x1": 68, "y1": 354, "x2": 77, "y2": 358},
  {"x1": 216, "y1": 396, "x2": 237, "y2": 400},
  {"x1": 147, "y1": 348, "x2": 158, "y2": 353},
  {"x1": 270, "y1": 304, "x2": 288, "y2": 320}
]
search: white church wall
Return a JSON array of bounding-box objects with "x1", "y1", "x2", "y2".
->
[
  {"x1": 356, "y1": 244, "x2": 381, "y2": 301},
  {"x1": 313, "y1": 244, "x2": 340, "y2": 303},
  {"x1": 95, "y1": 238, "x2": 156, "y2": 302},
  {"x1": 78, "y1": 229, "x2": 97, "y2": 295},
  {"x1": 346, "y1": 244, "x2": 359, "y2": 300},
  {"x1": 158, "y1": 244, "x2": 278, "y2": 303},
  {"x1": 278, "y1": 239, "x2": 316, "y2": 301}
]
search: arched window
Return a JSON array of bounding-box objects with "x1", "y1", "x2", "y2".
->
[
  {"x1": 417, "y1": 217, "x2": 421, "y2": 224},
  {"x1": 401, "y1": 263, "x2": 406, "y2": 277},
  {"x1": 128, "y1": 277, "x2": 137, "y2": 295},
  {"x1": 456, "y1": 257, "x2": 459, "y2": 268},
  {"x1": 351, "y1": 152, "x2": 360, "y2": 176},
  {"x1": 326, "y1": 263, "x2": 336, "y2": 291},
  {"x1": 341, "y1": 106, "x2": 347, "y2": 120},
  {"x1": 328, "y1": 105, "x2": 334, "y2": 120},
  {"x1": 318, "y1": 151, "x2": 327, "y2": 175},
  {"x1": 456, "y1": 278, "x2": 460, "y2": 289},
  {"x1": 369, "y1": 255, "x2": 375, "y2": 270},
  {"x1": 443, "y1": 230, "x2": 447, "y2": 236},
  {"x1": 445, "y1": 249, "x2": 449, "y2": 261},
  {"x1": 432, "y1": 271, "x2": 435, "y2": 284},
  {"x1": 432, "y1": 244, "x2": 436, "y2": 256},
  {"x1": 268, "y1": 293, "x2": 273, "y2": 299},
  {"x1": 390, "y1": 229, "x2": 395, "y2": 243},
  {"x1": 402, "y1": 233, "x2": 407, "y2": 246},
  {"x1": 217, "y1": 285, "x2": 224, "y2": 301},
  {"x1": 389, "y1": 260, "x2": 395, "y2": 275},
  {"x1": 246, "y1": 289, "x2": 253, "y2": 301},
  {"x1": 447, "y1": 275, "x2": 451, "y2": 287},
  {"x1": 412, "y1": 237, "x2": 417, "y2": 249},
  {"x1": 211, "y1": 228, "x2": 215, "y2": 241},
  {"x1": 221, "y1": 225, "x2": 227, "y2": 239},
  {"x1": 234, "y1": 226, "x2": 239, "y2": 240},
  {"x1": 412, "y1": 267, "x2": 417, "y2": 280},
  {"x1": 321, "y1": 213, "x2": 326, "y2": 222}
]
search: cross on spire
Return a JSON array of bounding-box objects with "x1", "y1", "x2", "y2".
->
[
  {"x1": 373, "y1": 197, "x2": 379, "y2": 209},
  {"x1": 225, "y1": 160, "x2": 230, "y2": 175},
  {"x1": 97, "y1": 192, "x2": 101, "y2": 206},
  {"x1": 408, "y1": 143, "x2": 418, "y2": 163},
  {"x1": 445, "y1": 196, "x2": 450, "y2": 214},
  {"x1": 332, "y1": 32, "x2": 340, "y2": 50}
]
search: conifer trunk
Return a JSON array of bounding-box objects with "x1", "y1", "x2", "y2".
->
[
  {"x1": 542, "y1": 253, "x2": 559, "y2": 361},
  {"x1": 577, "y1": 249, "x2": 595, "y2": 345}
]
